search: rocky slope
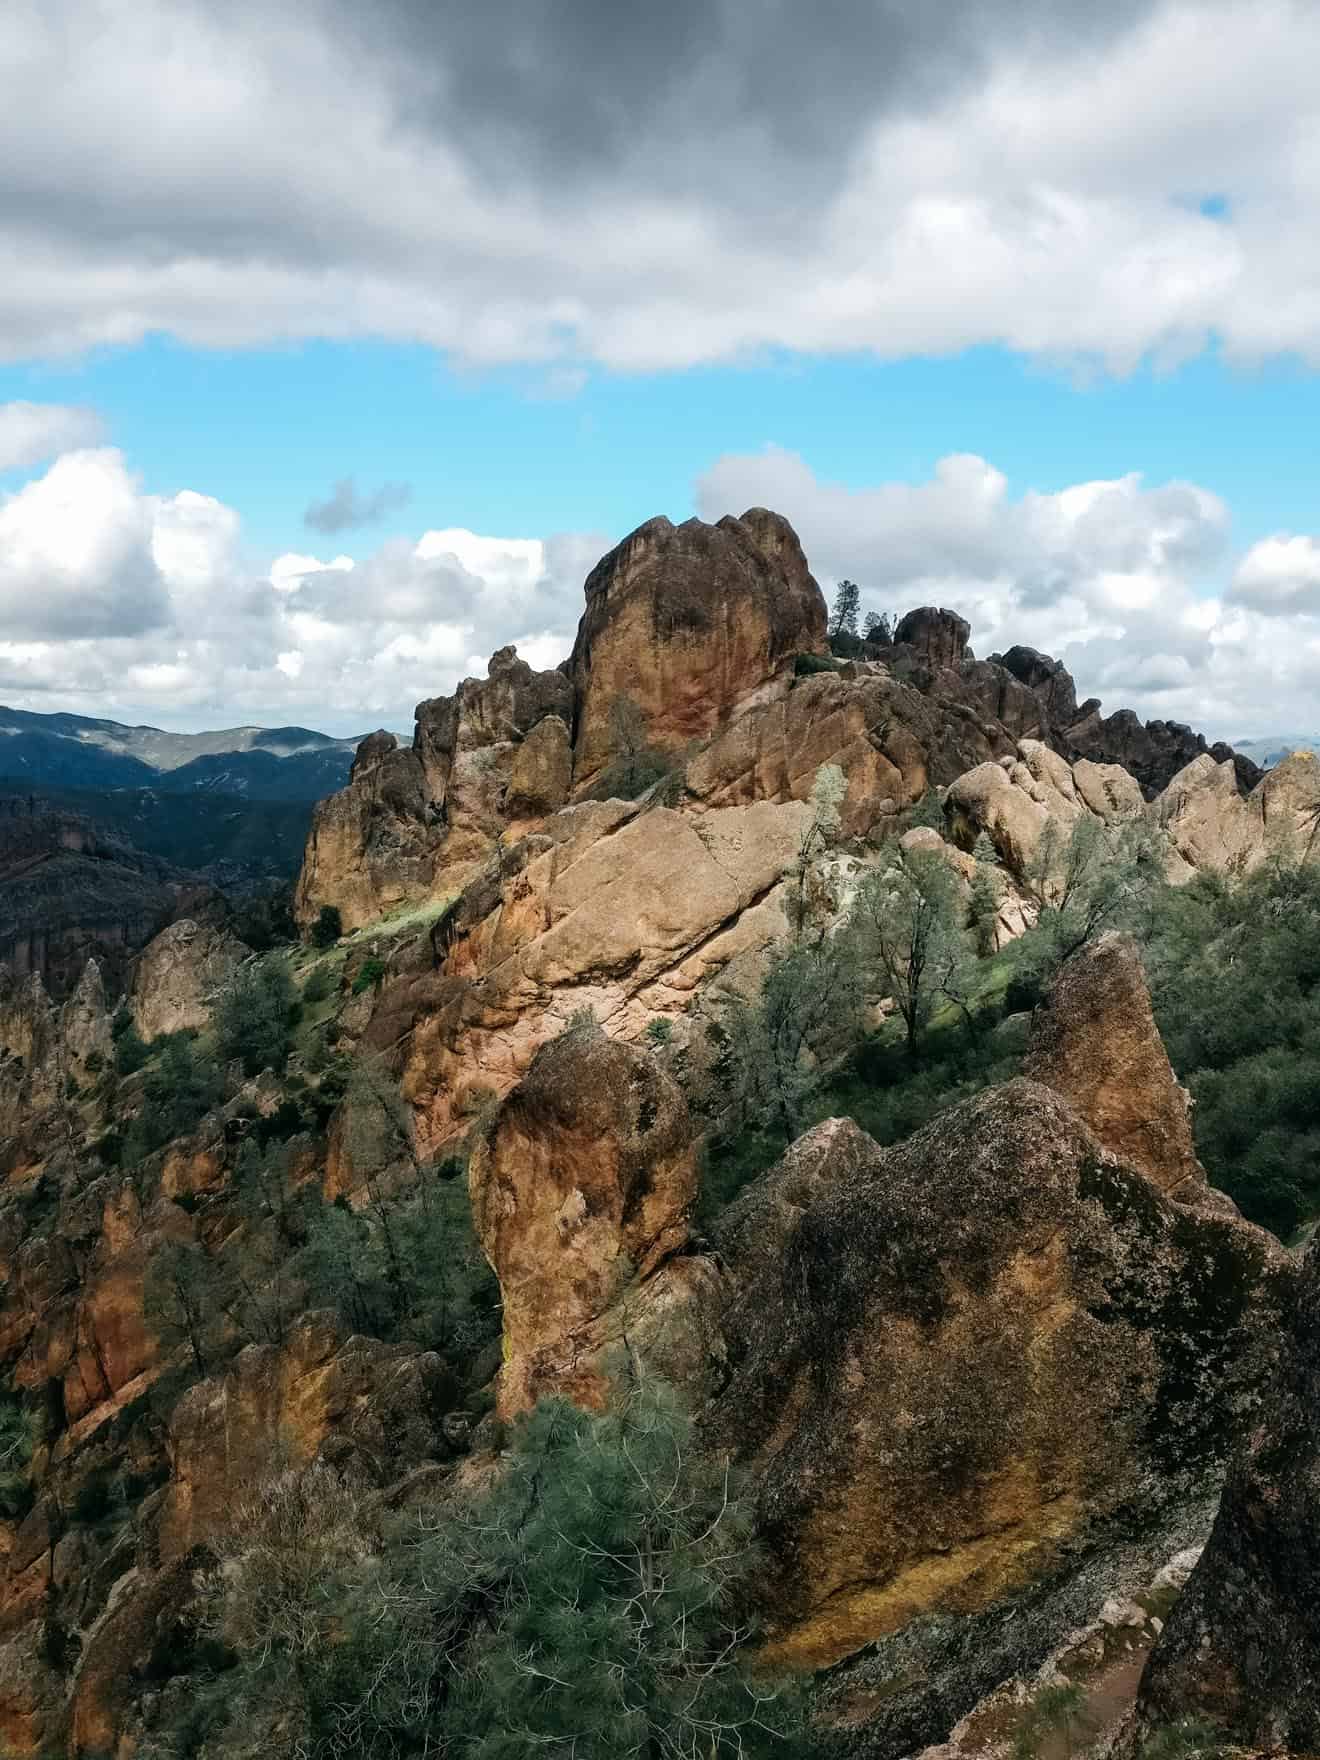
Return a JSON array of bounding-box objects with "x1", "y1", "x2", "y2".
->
[
  {"x1": 0, "y1": 504, "x2": 1312, "y2": 1758},
  {"x1": 0, "y1": 797, "x2": 213, "y2": 1000}
]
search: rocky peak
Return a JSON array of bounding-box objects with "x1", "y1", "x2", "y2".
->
[
  {"x1": 128, "y1": 918, "x2": 249, "y2": 1042},
  {"x1": 995, "y1": 642, "x2": 1079, "y2": 726},
  {"x1": 892, "y1": 605, "x2": 972, "y2": 670},
  {"x1": 569, "y1": 507, "x2": 826, "y2": 793},
  {"x1": 1025, "y1": 932, "x2": 1210, "y2": 1206}
]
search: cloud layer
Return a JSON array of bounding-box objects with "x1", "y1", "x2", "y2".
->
[
  {"x1": 3, "y1": 0, "x2": 1320, "y2": 372},
  {"x1": 5, "y1": 414, "x2": 1320, "y2": 741}
]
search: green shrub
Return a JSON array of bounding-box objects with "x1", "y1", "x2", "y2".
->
[
  {"x1": 302, "y1": 964, "x2": 335, "y2": 1006},
  {"x1": 793, "y1": 650, "x2": 841, "y2": 678},
  {"x1": 351, "y1": 957, "x2": 386, "y2": 995},
  {"x1": 215, "y1": 956, "x2": 296, "y2": 1077}
]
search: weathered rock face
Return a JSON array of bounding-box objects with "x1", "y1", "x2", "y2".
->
[
  {"x1": 0, "y1": 961, "x2": 111, "y2": 1163},
  {"x1": 995, "y1": 644, "x2": 1079, "y2": 727},
  {"x1": 296, "y1": 649, "x2": 574, "y2": 932},
  {"x1": 1065, "y1": 705, "x2": 1261, "y2": 799},
  {"x1": 893, "y1": 606, "x2": 971, "y2": 671},
  {"x1": 158, "y1": 1310, "x2": 454, "y2": 1559},
  {"x1": 469, "y1": 1022, "x2": 715, "y2": 1419},
  {"x1": 294, "y1": 729, "x2": 438, "y2": 932},
  {"x1": 1156, "y1": 746, "x2": 1320, "y2": 881},
  {"x1": 1024, "y1": 934, "x2": 1209, "y2": 1205},
  {"x1": 0, "y1": 796, "x2": 208, "y2": 999},
  {"x1": 1135, "y1": 1239, "x2": 1320, "y2": 1751},
  {"x1": 569, "y1": 508, "x2": 826, "y2": 793},
  {"x1": 129, "y1": 917, "x2": 248, "y2": 1041},
  {"x1": 708, "y1": 1082, "x2": 1290, "y2": 1753},
  {"x1": 394, "y1": 797, "x2": 812, "y2": 1152},
  {"x1": 945, "y1": 738, "x2": 1143, "y2": 876}
]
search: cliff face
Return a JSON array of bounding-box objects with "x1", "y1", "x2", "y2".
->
[
  {"x1": 0, "y1": 798, "x2": 211, "y2": 1000},
  {"x1": 467, "y1": 943, "x2": 1291, "y2": 1756},
  {"x1": 1135, "y1": 1236, "x2": 1320, "y2": 1751}
]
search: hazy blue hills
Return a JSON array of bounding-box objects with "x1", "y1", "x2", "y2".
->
[{"x1": 0, "y1": 705, "x2": 362, "y2": 801}]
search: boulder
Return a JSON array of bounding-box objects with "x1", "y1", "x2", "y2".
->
[
  {"x1": 1024, "y1": 933, "x2": 1210, "y2": 1206},
  {"x1": 707, "y1": 1081, "x2": 1291, "y2": 1753},
  {"x1": 893, "y1": 606, "x2": 971, "y2": 671},
  {"x1": 469, "y1": 1021, "x2": 713, "y2": 1419},
  {"x1": 1155, "y1": 754, "x2": 1261, "y2": 877},
  {"x1": 569, "y1": 508, "x2": 826, "y2": 794},
  {"x1": 1135, "y1": 1239, "x2": 1320, "y2": 1752},
  {"x1": 129, "y1": 918, "x2": 248, "y2": 1041}
]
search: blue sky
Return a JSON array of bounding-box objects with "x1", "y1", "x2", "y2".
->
[
  {"x1": 3, "y1": 0, "x2": 1320, "y2": 739},
  {"x1": 5, "y1": 338, "x2": 1317, "y2": 566}
]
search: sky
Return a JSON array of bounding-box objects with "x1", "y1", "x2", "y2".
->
[{"x1": 3, "y1": 1, "x2": 1320, "y2": 739}]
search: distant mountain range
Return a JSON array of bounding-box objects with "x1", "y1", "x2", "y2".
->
[
  {"x1": 1232, "y1": 735, "x2": 1320, "y2": 769},
  {"x1": 0, "y1": 705, "x2": 364, "y2": 801}
]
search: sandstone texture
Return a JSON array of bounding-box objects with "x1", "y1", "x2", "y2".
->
[
  {"x1": 1136, "y1": 1238, "x2": 1320, "y2": 1751},
  {"x1": 469, "y1": 1022, "x2": 714, "y2": 1419},
  {"x1": 128, "y1": 917, "x2": 248, "y2": 1040},
  {"x1": 1024, "y1": 933, "x2": 1209, "y2": 1204},
  {"x1": 569, "y1": 508, "x2": 826, "y2": 793}
]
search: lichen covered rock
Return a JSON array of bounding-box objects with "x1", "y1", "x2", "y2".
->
[
  {"x1": 129, "y1": 917, "x2": 248, "y2": 1041},
  {"x1": 1136, "y1": 1238, "x2": 1320, "y2": 1751}
]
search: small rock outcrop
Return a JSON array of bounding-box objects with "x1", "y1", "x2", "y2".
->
[
  {"x1": 1066, "y1": 705, "x2": 1261, "y2": 799},
  {"x1": 128, "y1": 917, "x2": 248, "y2": 1041},
  {"x1": 569, "y1": 508, "x2": 826, "y2": 794},
  {"x1": 1135, "y1": 1239, "x2": 1320, "y2": 1752},
  {"x1": 1025, "y1": 934, "x2": 1209, "y2": 1205},
  {"x1": 893, "y1": 606, "x2": 972, "y2": 671},
  {"x1": 945, "y1": 737, "x2": 1143, "y2": 874},
  {"x1": 469, "y1": 1022, "x2": 721, "y2": 1420}
]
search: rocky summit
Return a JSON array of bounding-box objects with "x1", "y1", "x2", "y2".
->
[{"x1": 3, "y1": 505, "x2": 1320, "y2": 1759}]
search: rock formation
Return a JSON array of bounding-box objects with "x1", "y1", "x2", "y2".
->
[
  {"x1": 569, "y1": 508, "x2": 826, "y2": 793},
  {"x1": 1024, "y1": 933, "x2": 1210, "y2": 1205},
  {"x1": 296, "y1": 648, "x2": 575, "y2": 932},
  {"x1": 1135, "y1": 1238, "x2": 1320, "y2": 1752},
  {"x1": 0, "y1": 796, "x2": 209, "y2": 999},
  {"x1": 0, "y1": 961, "x2": 111, "y2": 1166},
  {"x1": 128, "y1": 917, "x2": 249, "y2": 1041},
  {"x1": 708, "y1": 1080, "x2": 1290, "y2": 1752},
  {"x1": 469, "y1": 1019, "x2": 723, "y2": 1419}
]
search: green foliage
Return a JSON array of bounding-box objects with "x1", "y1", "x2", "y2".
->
[
  {"x1": 351, "y1": 956, "x2": 387, "y2": 995},
  {"x1": 0, "y1": 1391, "x2": 40, "y2": 1520},
  {"x1": 143, "y1": 1239, "x2": 229, "y2": 1375},
  {"x1": 645, "y1": 1016, "x2": 674, "y2": 1046},
  {"x1": 310, "y1": 904, "x2": 343, "y2": 949},
  {"x1": 828, "y1": 578, "x2": 861, "y2": 639},
  {"x1": 1137, "y1": 1718, "x2": 1226, "y2": 1760},
  {"x1": 215, "y1": 955, "x2": 296, "y2": 1076},
  {"x1": 124, "y1": 1034, "x2": 224, "y2": 1160},
  {"x1": 863, "y1": 609, "x2": 894, "y2": 644},
  {"x1": 853, "y1": 847, "x2": 971, "y2": 1056},
  {"x1": 1012, "y1": 1681, "x2": 1087, "y2": 1760},
  {"x1": 713, "y1": 930, "x2": 864, "y2": 1147},
  {"x1": 301, "y1": 963, "x2": 335, "y2": 1005},
  {"x1": 112, "y1": 1005, "x2": 149, "y2": 1075},
  {"x1": 594, "y1": 694, "x2": 673, "y2": 801},
  {"x1": 903, "y1": 787, "x2": 946, "y2": 832},
  {"x1": 1146, "y1": 856, "x2": 1320, "y2": 1234},
  {"x1": 234, "y1": 885, "x2": 297, "y2": 952},
  {"x1": 793, "y1": 650, "x2": 841, "y2": 678},
  {"x1": 186, "y1": 1381, "x2": 804, "y2": 1760}
]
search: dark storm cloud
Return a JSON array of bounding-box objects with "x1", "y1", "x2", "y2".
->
[
  {"x1": 304, "y1": 476, "x2": 412, "y2": 535},
  {"x1": 311, "y1": 0, "x2": 1160, "y2": 200}
]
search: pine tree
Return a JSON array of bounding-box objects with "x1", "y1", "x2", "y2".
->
[{"x1": 829, "y1": 579, "x2": 861, "y2": 638}]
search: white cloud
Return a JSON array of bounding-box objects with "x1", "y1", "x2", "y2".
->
[
  {"x1": 0, "y1": 400, "x2": 103, "y2": 471},
  {"x1": 2, "y1": 2, "x2": 1320, "y2": 372},
  {"x1": 697, "y1": 446, "x2": 1320, "y2": 740},
  {"x1": 0, "y1": 445, "x2": 597, "y2": 732},
  {"x1": 6, "y1": 433, "x2": 1320, "y2": 745},
  {"x1": 1230, "y1": 535, "x2": 1320, "y2": 615}
]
